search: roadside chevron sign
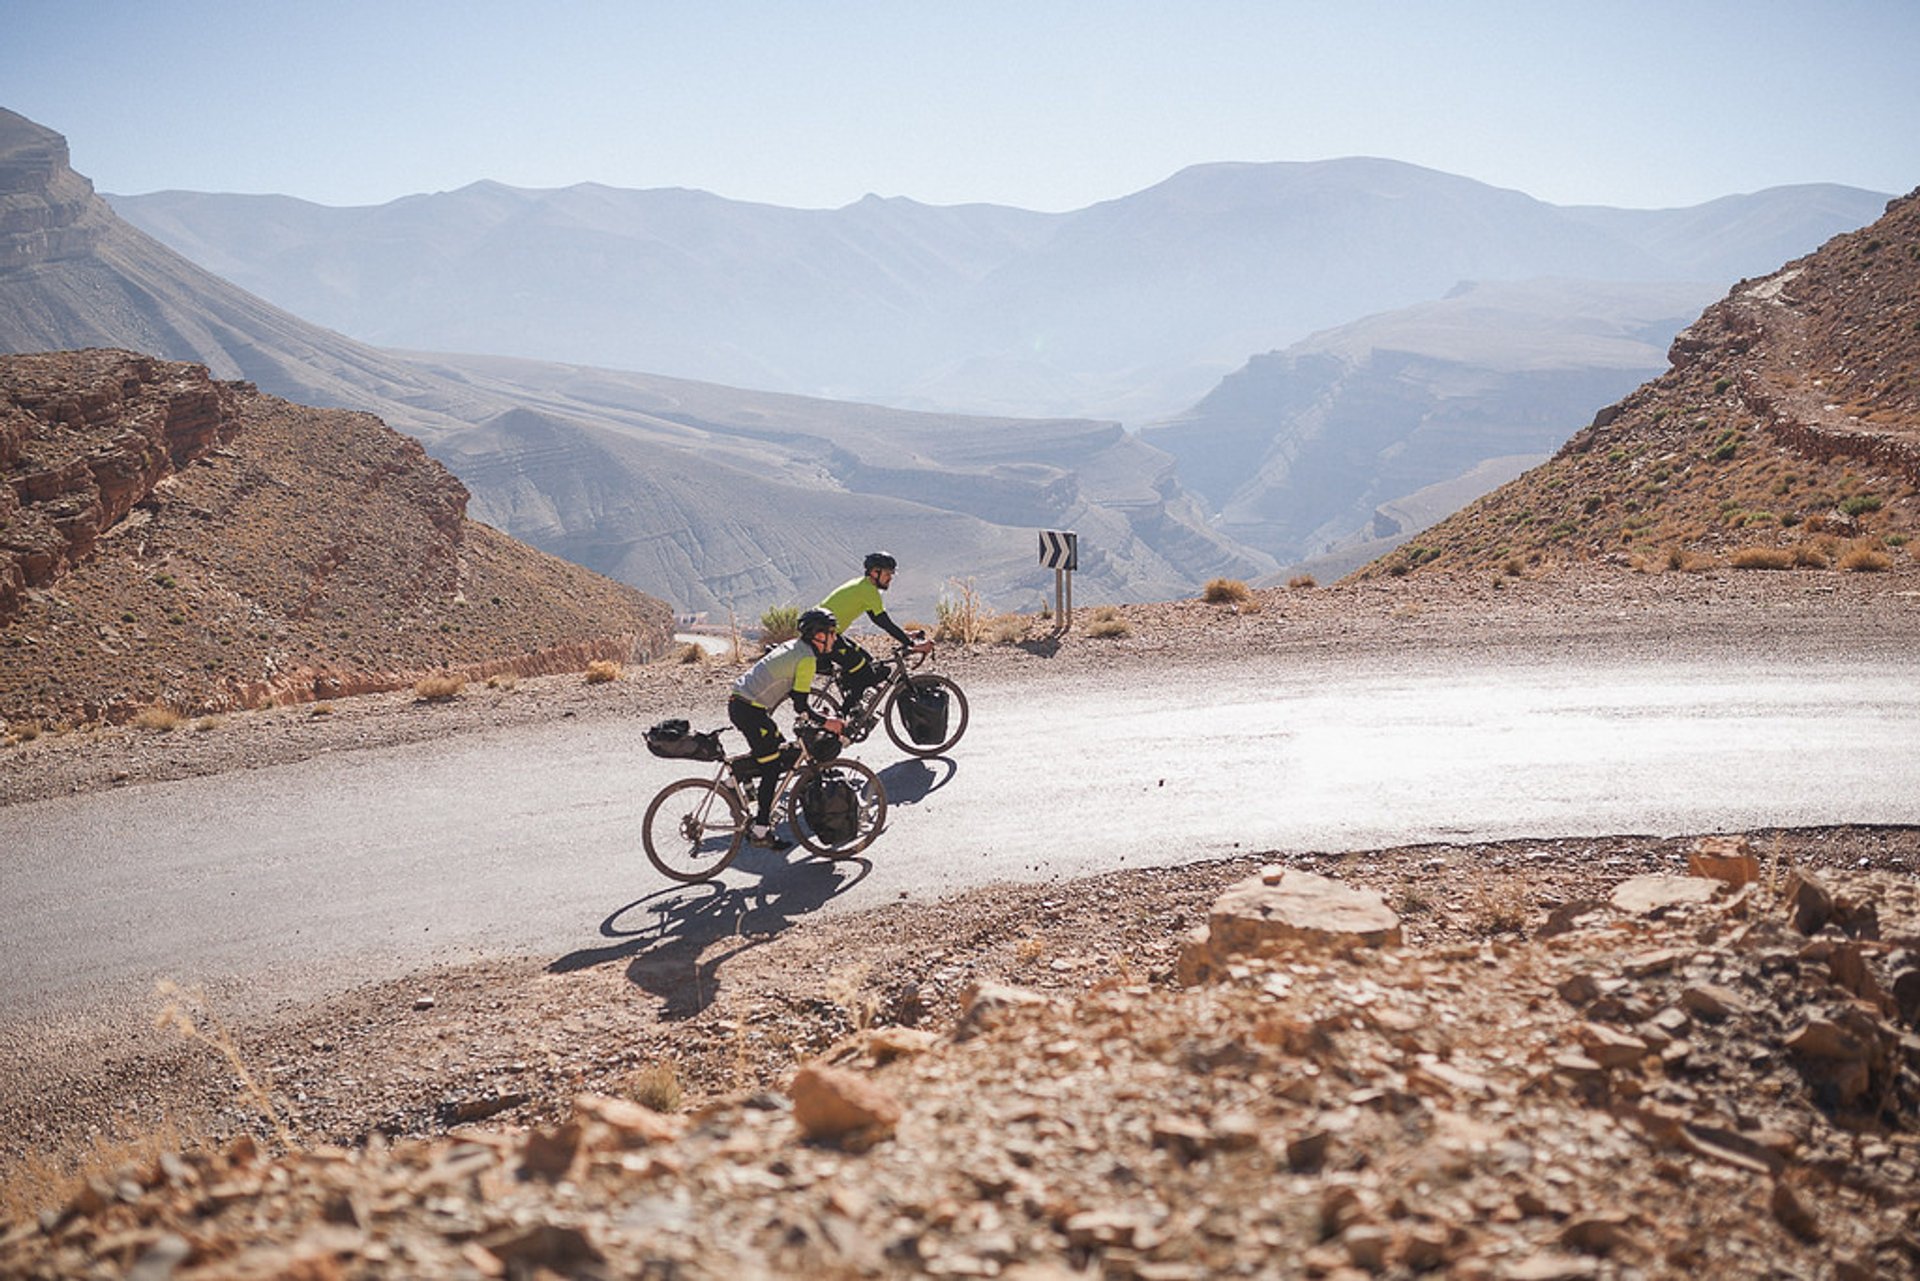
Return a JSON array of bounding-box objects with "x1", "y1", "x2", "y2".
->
[{"x1": 1039, "y1": 529, "x2": 1078, "y2": 571}]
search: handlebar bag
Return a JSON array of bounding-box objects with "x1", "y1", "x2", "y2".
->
[{"x1": 898, "y1": 681, "x2": 950, "y2": 746}]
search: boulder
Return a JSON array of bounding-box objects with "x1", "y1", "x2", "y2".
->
[{"x1": 1178, "y1": 866, "x2": 1400, "y2": 984}]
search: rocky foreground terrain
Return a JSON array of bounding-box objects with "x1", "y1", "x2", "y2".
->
[{"x1": 4, "y1": 575, "x2": 1919, "y2": 1279}]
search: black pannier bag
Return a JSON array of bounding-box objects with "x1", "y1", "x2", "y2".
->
[
  {"x1": 897, "y1": 680, "x2": 949, "y2": 746},
  {"x1": 801, "y1": 770, "x2": 860, "y2": 845},
  {"x1": 645, "y1": 718, "x2": 725, "y2": 762}
]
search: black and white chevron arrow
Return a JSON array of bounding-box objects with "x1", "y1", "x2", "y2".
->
[{"x1": 1038, "y1": 529, "x2": 1078, "y2": 571}]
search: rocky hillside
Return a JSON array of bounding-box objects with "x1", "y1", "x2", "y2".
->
[
  {"x1": 1359, "y1": 189, "x2": 1920, "y2": 583},
  {"x1": 0, "y1": 349, "x2": 673, "y2": 725},
  {"x1": 4, "y1": 833, "x2": 1917, "y2": 1278}
]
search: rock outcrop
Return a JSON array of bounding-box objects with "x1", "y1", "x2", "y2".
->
[{"x1": 0, "y1": 349, "x2": 674, "y2": 723}]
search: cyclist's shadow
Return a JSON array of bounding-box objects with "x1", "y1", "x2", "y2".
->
[
  {"x1": 548, "y1": 850, "x2": 871, "y2": 1020},
  {"x1": 875, "y1": 755, "x2": 957, "y2": 807}
]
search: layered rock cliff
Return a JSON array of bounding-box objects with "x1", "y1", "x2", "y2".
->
[{"x1": 0, "y1": 350, "x2": 674, "y2": 724}]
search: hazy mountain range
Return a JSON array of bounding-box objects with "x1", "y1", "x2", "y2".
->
[
  {"x1": 0, "y1": 108, "x2": 1265, "y2": 621},
  {"x1": 5, "y1": 102, "x2": 1895, "y2": 616},
  {"x1": 110, "y1": 163, "x2": 1888, "y2": 426}
]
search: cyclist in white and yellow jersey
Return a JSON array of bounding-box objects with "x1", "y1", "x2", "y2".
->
[{"x1": 728, "y1": 608, "x2": 845, "y2": 849}]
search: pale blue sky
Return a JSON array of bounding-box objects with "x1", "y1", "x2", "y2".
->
[{"x1": 6, "y1": 0, "x2": 1917, "y2": 211}]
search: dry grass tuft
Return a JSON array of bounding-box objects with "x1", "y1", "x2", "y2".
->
[
  {"x1": 194, "y1": 715, "x2": 222, "y2": 732},
  {"x1": 1202, "y1": 577, "x2": 1251, "y2": 605},
  {"x1": 0, "y1": 1119, "x2": 196, "y2": 1226},
  {"x1": 1791, "y1": 543, "x2": 1831, "y2": 568},
  {"x1": 6, "y1": 719, "x2": 42, "y2": 745},
  {"x1": 1729, "y1": 547, "x2": 1794, "y2": 570},
  {"x1": 626, "y1": 1060, "x2": 684, "y2": 1114},
  {"x1": 1464, "y1": 884, "x2": 1532, "y2": 937},
  {"x1": 671, "y1": 642, "x2": 710, "y2": 665},
  {"x1": 486, "y1": 672, "x2": 519, "y2": 691},
  {"x1": 310, "y1": 702, "x2": 335, "y2": 717},
  {"x1": 584, "y1": 659, "x2": 622, "y2": 684},
  {"x1": 1840, "y1": 543, "x2": 1893, "y2": 572},
  {"x1": 133, "y1": 704, "x2": 183, "y2": 732},
  {"x1": 414, "y1": 674, "x2": 464, "y2": 702},
  {"x1": 154, "y1": 979, "x2": 292, "y2": 1147},
  {"x1": 988, "y1": 614, "x2": 1031, "y2": 644},
  {"x1": 1666, "y1": 547, "x2": 1716, "y2": 573},
  {"x1": 1287, "y1": 574, "x2": 1317, "y2": 590},
  {"x1": 1085, "y1": 606, "x2": 1131, "y2": 639}
]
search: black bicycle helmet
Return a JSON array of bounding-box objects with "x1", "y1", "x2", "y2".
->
[
  {"x1": 864, "y1": 551, "x2": 897, "y2": 572},
  {"x1": 796, "y1": 607, "x2": 838, "y2": 641}
]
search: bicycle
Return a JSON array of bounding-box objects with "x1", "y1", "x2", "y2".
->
[
  {"x1": 641, "y1": 724, "x2": 888, "y2": 883},
  {"x1": 815, "y1": 632, "x2": 970, "y2": 758}
]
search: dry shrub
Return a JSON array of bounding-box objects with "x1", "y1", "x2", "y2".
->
[
  {"x1": 195, "y1": 716, "x2": 222, "y2": 732},
  {"x1": 1503, "y1": 558, "x2": 1525, "y2": 578},
  {"x1": 311, "y1": 702, "x2": 335, "y2": 717},
  {"x1": 414, "y1": 674, "x2": 464, "y2": 702},
  {"x1": 486, "y1": 673, "x2": 519, "y2": 690},
  {"x1": 1840, "y1": 544, "x2": 1893, "y2": 573},
  {"x1": 935, "y1": 578, "x2": 988, "y2": 644},
  {"x1": 1729, "y1": 547, "x2": 1794, "y2": 570},
  {"x1": 1202, "y1": 577, "x2": 1251, "y2": 605},
  {"x1": 1288, "y1": 574, "x2": 1317, "y2": 590},
  {"x1": 759, "y1": 604, "x2": 799, "y2": 644},
  {"x1": 1791, "y1": 543, "x2": 1830, "y2": 568},
  {"x1": 133, "y1": 704, "x2": 183, "y2": 732},
  {"x1": 7, "y1": 720, "x2": 42, "y2": 744},
  {"x1": 1085, "y1": 606, "x2": 1131, "y2": 639},
  {"x1": 1465, "y1": 884, "x2": 1531, "y2": 936},
  {"x1": 672, "y1": 642, "x2": 709, "y2": 664},
  {"x1": 585, "y1": 659, "x2": 622, "y2": 684},
  {"x1": 627, "y1": 1060, "x2": 684, "y2": 1114}
]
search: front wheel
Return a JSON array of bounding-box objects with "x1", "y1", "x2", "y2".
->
[
  {"x1": 883, "y1": 673, "x2": 969, "y2": 757},
  {"x1": 643, "y1": 778, "x2": 746, "y2": 882},
  {"x1": 787, "y1": 759, "x2": 888, "y2": 857}
]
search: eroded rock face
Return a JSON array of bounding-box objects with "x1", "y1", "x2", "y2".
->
[
  {"x1": 0, "y1": 108, "x2": 111, "y2": 271},
  {"x1": 1, "y1": 349, "x2": 239, "y2": 618},
  {"x1": 1, "y1": 349, "x2": 674, "y2": 723}
]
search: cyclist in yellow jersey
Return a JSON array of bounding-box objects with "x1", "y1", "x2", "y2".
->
[
  {"x1": 817, "y1": 551, "x2": 933, "y2": 705},
  {"x1": 728, "y1": 608, "x2": 845, "y2": 849}
]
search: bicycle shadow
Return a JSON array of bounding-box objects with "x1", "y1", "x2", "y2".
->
[
  {"x1": 547, "y1": 851, "x2": 872, "y2": 1020},
  {"x1": 876, "y1": 755, "x2": 958, "y2": 807}
]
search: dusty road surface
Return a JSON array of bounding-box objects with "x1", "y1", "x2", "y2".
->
[{"x1": 7, "y1": 615, "x2": 1920, "y2": 1023}]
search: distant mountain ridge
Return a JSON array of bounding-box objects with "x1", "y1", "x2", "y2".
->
[
  {"x1": 1, "y1": 108, "x2": 1266, "y2": 620},
  {"x1": 1141, "y1": 278, "x2": 1725, "y2": 574},
  {"x1": 109, "y1": 159, "x2": 1890, "y2": 424}
]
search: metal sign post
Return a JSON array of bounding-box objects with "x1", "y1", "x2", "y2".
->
[{"x1": 1039, "y1": 529, "x2": 1078, "y2": 634}]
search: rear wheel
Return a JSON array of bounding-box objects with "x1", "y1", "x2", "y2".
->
[
  {"x1": 642, "y1": 779, "x2": 746, "y2": 882},
  {"x1": 883, "y1": 673, "x2": 969, "y2": 757},
  {"x1": 786, "y1": 758, "x2": 888, "y2": 857}
]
